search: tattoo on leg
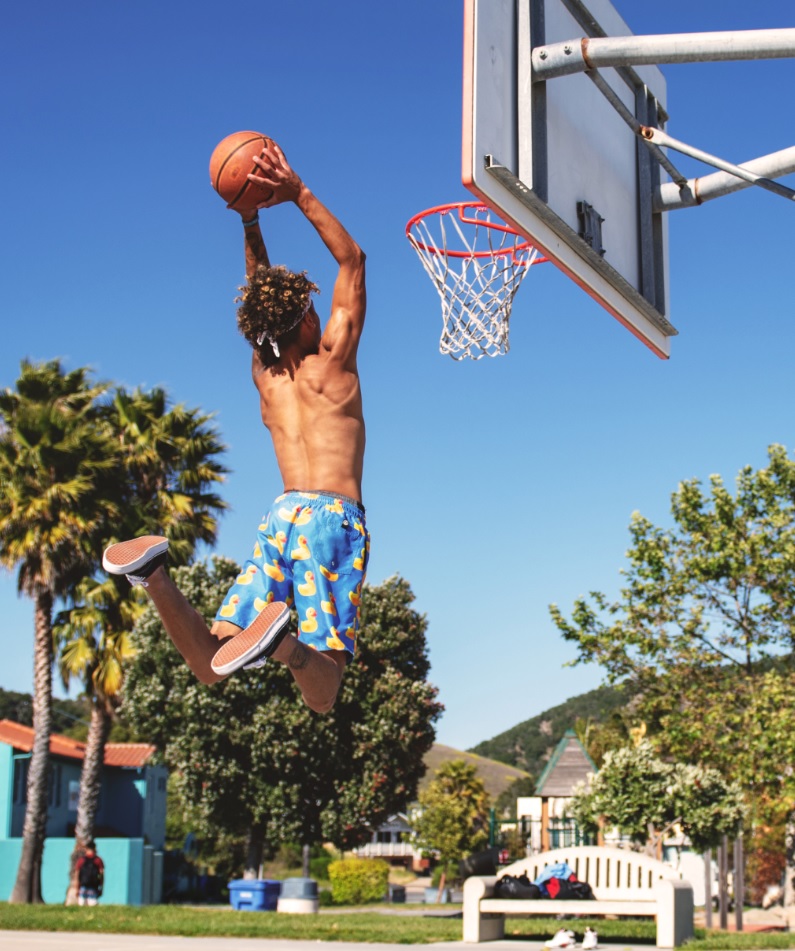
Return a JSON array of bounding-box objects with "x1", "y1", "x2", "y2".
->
[{"x1": 287, "y1": 641, "x2": 310, "y2": 671}]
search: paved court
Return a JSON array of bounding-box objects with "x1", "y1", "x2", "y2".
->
[{"x1": 0, "y1": 933, "x2": 686, "y2": 951}]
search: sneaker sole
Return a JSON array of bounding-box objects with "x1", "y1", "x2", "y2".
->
[
  {"x1": 211, "y1": 602, "x2": 291, "y2": 676},
  {"x1": 103, "y1": 536, "x2": 168, "y2": 574}
]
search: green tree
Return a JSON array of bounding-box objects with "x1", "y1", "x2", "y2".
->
[
  {"x1": 411, "y1": 760, "x2": 490, "y2": 894},
  {"x1": 0, "y1": 360, "x2": 114, "y2": 903},
  {"x1": 570, "y1": 740, "x2": 745, "y2": 855},
  {"x1": 495, "y1": 774, "x2": 536, "y2": 818},
  {"x1": 55, "y1": 385, "x2": 228, "y2": 901},
  {"x1": 550, "y1": 446, "x2": 795, "y2": 891},
  {"x1": 123, "y1": 565, "x2": 442, "y2": 877}
]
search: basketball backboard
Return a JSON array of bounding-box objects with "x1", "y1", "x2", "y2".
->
[{"x1": 462, "y1": 0, "x2": 677, "y2": 358}]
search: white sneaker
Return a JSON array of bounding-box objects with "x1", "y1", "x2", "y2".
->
[
  {"x1": 210, "y1": 601, "x2": 291, "y2": 676},
  {"x1": 544, "y1": 929, "x2": 576, "y2": 949},
  {"x1": 582, "y1": 927, "x2": 598, "y2": 950},
  {"x1": 103, "y1": 536, "x2": 169, "y2": 588}
]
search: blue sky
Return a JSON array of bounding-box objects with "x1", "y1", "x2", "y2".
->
[{"x1": 1, "y1": 0, "x2": 793, "y2": 752}]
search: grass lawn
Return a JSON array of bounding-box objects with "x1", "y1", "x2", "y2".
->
[{"x1": 0, "y1": 903, "x2": 794, "y2": 948}]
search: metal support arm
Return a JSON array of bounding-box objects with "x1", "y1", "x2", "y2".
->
[
  {"x1": 653, "y1": 143, "x2": 795, "y2": 210},
  {"x1": 532, "y1": 29, "x2": 795, "y2": 81}
]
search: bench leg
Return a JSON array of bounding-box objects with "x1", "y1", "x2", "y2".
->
[
  {"x1": 656, "y1": 880, "x2": 695, "y2": 948},
  {"x1": 463, "y1": 911, "x2": 505, "y2": 943}
]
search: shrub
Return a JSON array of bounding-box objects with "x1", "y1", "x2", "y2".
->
[
  {"x1": 309, "y1": 854, "x2": 333, "y2": 881},
  {"x1": 328, "y1": 858, "x2": 390, "y2": 905}
]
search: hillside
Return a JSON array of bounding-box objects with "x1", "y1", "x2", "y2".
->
[
  {"x1": 0, "y1": 686, "x2": 90, "y2": 737},
  {"x1": 421, "y1": 743, "x2": 530, "y2": 800},
  {"x1": 0, "y1": 687, "x2": 136, "y2": 742},
  {"x1": 468, "y1": 682, "x2": 628, "y2": 777}
]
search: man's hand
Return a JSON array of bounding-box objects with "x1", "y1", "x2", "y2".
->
[{"x1": 247, "y1": 142, "x2": 302, "y2": 208}]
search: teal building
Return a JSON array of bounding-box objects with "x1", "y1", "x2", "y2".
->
[{"x1": 0, "y1": 718, "x2": 167, "y2": 904}]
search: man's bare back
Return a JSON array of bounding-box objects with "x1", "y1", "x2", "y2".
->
[{"x1": 253, "y1": 310, "x2": 366, "y2": 504}]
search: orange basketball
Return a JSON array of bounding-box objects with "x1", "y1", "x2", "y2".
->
[{"x1": 209, "y1": 131, "x2": 274, "y2": 210}]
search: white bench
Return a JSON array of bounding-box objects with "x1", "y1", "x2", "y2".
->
[{"x1": 463, "y1": 845, "x2": 694, "y2": 948}]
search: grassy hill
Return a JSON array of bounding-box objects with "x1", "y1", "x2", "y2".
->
[
  {"x1": 467, "y1": 682, "x2": 628, "y2": 778},
  {"x1": 0, "y1": 687, "x2": 136, "y2": 741},
  {"x1": 0, "y1": 686, "x2": 91, "y2": 737},
  {"x1": 420, "y1": 743, "x2": 531, "y2": 800}
]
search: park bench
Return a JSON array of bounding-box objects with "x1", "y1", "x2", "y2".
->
[{"x1": 463, "y1": 845, "x2": 694, "y2": 948}]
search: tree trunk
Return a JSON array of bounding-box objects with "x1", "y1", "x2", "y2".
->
[
  {"x1": 784, "y1": 811, "x2": 795, "y2": 908},
  {"x1": 244, "y1": 824, "x2": 264, "y2": 879},
  {"x1": 10, "y1": 591, "x2": 53, "y2": 904},
  {"x1": 436, "y1": 868, "x2": 447, "y2": 903},
  {"x1": 65, "y1": 703, "x2": 112, "y2": 905}
]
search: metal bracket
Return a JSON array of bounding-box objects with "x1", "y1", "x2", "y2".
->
[{"x1": 577, "y1": 201, "x2": 606, "y2": 256}]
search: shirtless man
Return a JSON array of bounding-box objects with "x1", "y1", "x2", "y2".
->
[{"x1": 103, "y1": 142, "x2": 368, "y2": 714}]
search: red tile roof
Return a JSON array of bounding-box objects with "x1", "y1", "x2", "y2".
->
[{"x1": 0, "y1": 719, "x2": 156, "y2": 768}]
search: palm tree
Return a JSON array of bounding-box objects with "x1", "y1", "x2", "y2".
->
[
  {"x1": 57, "y1": 384, "x2": 228, "y2": 901},
  {"x1": 107, "y1": 386, "x2": 228, "y2": 562},
  {"x1": 55, "y1": 576, "x2": 143, "y2": 903},
  {"x1": 0, "y1": 360, "x2": 114, "y2": 903}
]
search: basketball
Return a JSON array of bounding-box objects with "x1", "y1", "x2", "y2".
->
[{"x1": 209, "y1": 131, "x2": 274, "y2": 210}]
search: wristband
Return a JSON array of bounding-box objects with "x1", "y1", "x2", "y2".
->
[{"x1": 242, "y1": 214, "x2": 259, "y2": 227}]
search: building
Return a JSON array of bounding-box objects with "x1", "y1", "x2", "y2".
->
[
  {"x1": 517, "y1": 729, "x2": 598, "y2": 852},
  {"x1": 352, "y1": 813, "x2": 427, "y2": 870},
  {"x1": 0, "y1": 718, "x2": 167, "y2": 904}
]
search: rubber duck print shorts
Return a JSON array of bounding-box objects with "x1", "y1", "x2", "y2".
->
[{"x1": 215, "y1": 490, "x2": 370, "y2": 658}]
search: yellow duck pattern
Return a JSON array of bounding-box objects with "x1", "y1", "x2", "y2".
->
[{"x1": 214, "y1": 491, "x2": 370, "y2": 657}]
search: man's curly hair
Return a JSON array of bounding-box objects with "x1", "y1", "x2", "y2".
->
[{"x1": 237, "y1": 264, "x2": 320, "y2": 363}]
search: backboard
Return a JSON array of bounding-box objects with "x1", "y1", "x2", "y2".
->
[{"x1": 462, "y1": 0, "x2": 677, "y2": 358}]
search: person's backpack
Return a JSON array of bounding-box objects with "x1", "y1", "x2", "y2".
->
[
  {"x1": 546, "y1": 876, "x2": 595, "y2": 900},
  {"x1": 78, "y1": 855, "x2": 101, "y2": 889},
  {"x1": 494, "y1": 873, "x2": 542, "y2": 900}
]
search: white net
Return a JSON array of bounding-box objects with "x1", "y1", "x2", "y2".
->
[{"x1": 406, "y1": 202, "x2": 540, "y2": 360}]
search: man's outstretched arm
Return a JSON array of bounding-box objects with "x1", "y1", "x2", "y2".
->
[
  {"x1": 231, "y1": 148, "x2": 274, "y2": 277},
  {"x1": 242, "y1": 214, "x2": 270, "y2": 277},
  {"x1": 249, "y1": 144, "x2": 366, "y2": 361}
]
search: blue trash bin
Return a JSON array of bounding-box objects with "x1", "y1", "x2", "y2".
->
[{"x1": 228, "y1": 879, "x2": 281, "y2": 911}]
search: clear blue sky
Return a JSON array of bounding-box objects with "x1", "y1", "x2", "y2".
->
[{"x1": 1, "y1": 0, "x2": 792, "y2": 751}]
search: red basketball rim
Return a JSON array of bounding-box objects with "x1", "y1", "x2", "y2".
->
[{"x1": 406, "y1": 201, "x2": 537, "y2": 259}]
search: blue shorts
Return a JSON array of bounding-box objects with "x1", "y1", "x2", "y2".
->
[{"x1": 215, "y1": 490, "x2": 370, "y2": 657}]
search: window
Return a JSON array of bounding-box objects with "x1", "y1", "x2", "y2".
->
[
  {"x1": 47, "y1": 763, "x2": 62, "y2": 808},
  {"x1": 13, "y1": 759, "x2": 29, "y2": 804}
]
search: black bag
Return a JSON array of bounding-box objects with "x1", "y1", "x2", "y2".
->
[
  {"x1": 79, "y1": 855, "x2": 101, "y2": 888},
  {"x1": 494, "y1": 873, "x2": 542, "y2": 900},
  {"x1": 550, "y1": 877, "x2": 595, "y2": 900}
]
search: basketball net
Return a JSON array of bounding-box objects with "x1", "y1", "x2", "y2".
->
[{"x1": 406, "y1": 202, "x2": 541, "y2": 360}]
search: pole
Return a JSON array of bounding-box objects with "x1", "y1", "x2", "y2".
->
[
  {"x1": 643, "y1": 129, "x2": 795, "y2": 203},
  {"x1": 703, "y1": 851, "x2": 713, "y2": 930},
  {"x1": 655, "y1": 146, "x2": 795, "y2": 211},
  {"x1": 532, "y1": 29, "x2": 795, "y2": 81},
  {"x1": 734, "y1": 837, "x2": 744, "y2": 933},
  {"x1": 540, "y1": 799, "x2": 550, "y2": 853},
  {"x1": 719, "y1": 836, "x2": 729, "y2": 930}
]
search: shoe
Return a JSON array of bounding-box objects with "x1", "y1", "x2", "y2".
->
[
  {"x1": 103, "y1": 536, "x2": 169, "y2": 587},
  {"x1": 582, "y1": 927, "x2": 598, "y2": 950},
  {"x1": 211, "y1": 601, "x2": 291, "y2": 676},
  {"x1": 544, "y1": 929, "x2": 576, "y2": 949}
]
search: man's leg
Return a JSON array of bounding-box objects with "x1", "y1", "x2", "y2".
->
[
  {"x1": 271, "y1": 636, "x2": 347, "y2": 713},
  {"x1": 141, "y1": 566, "x2": 229, "y2": 685},
  {"x1": 103, "y1": 535, "x2": 343, "y2": 709},
  {"x1": 103, "y1": 535, "x2": 288, "y2": 685},
  {"x1": 118, "y1": 563, "x2": 341, "y2": 707}
]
